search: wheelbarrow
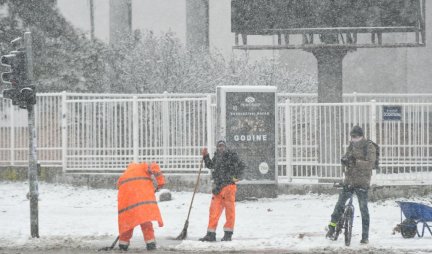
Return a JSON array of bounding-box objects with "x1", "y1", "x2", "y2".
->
[{"x1": 396, "y1": 201, "x2": 432, "y2": 238}]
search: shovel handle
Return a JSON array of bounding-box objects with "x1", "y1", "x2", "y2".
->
[
  {"x1": 185, "y1": 159, "x2": 203, "y2": 221},
  {"x1": 97, "y1": 236, "x2": 119, "y2": 251},
  {"x1": 110, "y1": 236, "x2": 119, "y2": 249}
]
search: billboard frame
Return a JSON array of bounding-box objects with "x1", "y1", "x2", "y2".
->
[{"x1": 232, "y1": 0, "x2": 426, "y2": 50}]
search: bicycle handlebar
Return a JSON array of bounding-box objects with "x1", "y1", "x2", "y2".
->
[
  {"x1": 333, "y1": 182, "x2": 346, "y2": 189},
  {"x1": 333, "y1": 182, "x2": 371, "y2": 192}
]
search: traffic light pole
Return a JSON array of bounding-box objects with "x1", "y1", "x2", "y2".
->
[
  {"x1": 27, "y1": 103, "x2": 39, "y2": 238},
  {"x1": 24, "y1": 32, "x2": 39, "y2": 238}
]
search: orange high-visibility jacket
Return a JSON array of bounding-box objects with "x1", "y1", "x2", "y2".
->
[{"x1": 117, "y1": 162, "x2": 165, "y2": 235}]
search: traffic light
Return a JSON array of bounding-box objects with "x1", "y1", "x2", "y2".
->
[
  {"x1": 1, "y1": 36, "x2": 35, "y2": 107},
  {"x1": 1, "y1": 54, "x2": 16, "y2": 102}
]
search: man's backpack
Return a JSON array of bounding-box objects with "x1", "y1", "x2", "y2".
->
[{"x1": 363, "y1": 140, "x2": 379, "y2": 169}]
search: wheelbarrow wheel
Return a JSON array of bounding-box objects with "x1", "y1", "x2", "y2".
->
[{"x1": 400, "y1": 219, "x2": 417, "y2": 238}]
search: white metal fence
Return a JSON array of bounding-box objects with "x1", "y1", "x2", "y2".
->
[
  {"x1": 0, "y1": 94, "x2": 62, "y2": 166},
  {"x1": 1, "y1": 92, "x2": 432, "y2": 185},
  {"x1": 279, "y1": 93, "x2": 432, "y2": 103},
  {"x1": 63, "y1": 93, "x2": 215, "y2": 174},
  {"x1": 278, "y1": 100, "x2": 432, "y2": 185}
]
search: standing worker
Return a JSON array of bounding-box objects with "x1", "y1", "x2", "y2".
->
[
  {"x1": 199, "y1": 140, "x2": 245, "y2": 242},
  {"x1": 117, "y1": 161, "x2": 165, "y2": 251}
]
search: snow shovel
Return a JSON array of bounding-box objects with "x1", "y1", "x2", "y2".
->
[
  {"x1": 175, "y1": 159, "x2": 204, "y2": 240},
  {"x1": 98, "y1": 236, "x2": 119, "y2": 251}
]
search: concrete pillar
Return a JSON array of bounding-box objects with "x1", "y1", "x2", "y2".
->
[
  {"x1": 186, "y1": 0, "x2": 209, "y2": 51},
  {"x1": 311, "y1": 48, "x2": 349, "y2": 180},
  {"x1": 109, "y1": 0, "x2": 132, "y2": 45},
  {"x1": 312, "y1": 48, "x2": 348, "y2": 103}
]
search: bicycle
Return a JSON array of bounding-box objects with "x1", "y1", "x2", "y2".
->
[{"x1": 332, "y1": 183, "x2": 355, "y2": 246}]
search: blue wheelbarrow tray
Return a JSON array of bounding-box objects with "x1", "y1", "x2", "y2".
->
[{"x1": 396, "y1": 201, "x2": 432, "y2": 238}]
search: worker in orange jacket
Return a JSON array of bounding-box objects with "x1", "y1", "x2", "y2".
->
[
  {"x1": 117, "y1": 162, "x2": 165, "y2": 251},
  {"x1": 199, "y1": 140, "x2": 245, "y2": 242}
]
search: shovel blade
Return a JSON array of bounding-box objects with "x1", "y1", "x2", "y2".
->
[{"x1": 97, "y1": 247, "x2": 112, "y2": 251}]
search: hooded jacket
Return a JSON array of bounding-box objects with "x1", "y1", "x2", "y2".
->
[{"x1": 343, "y1": 138, "x2": 377, "y2": 189}]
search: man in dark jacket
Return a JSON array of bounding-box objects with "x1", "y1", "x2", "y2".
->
[
  {"x1": 199, "y1": 140, "x2": 245, "y2": 242},
  {"x1": 326, "y1": 125, "x2": 377, "y2": 244}
]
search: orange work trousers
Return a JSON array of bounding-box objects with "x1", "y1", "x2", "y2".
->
[
  {"x1": 207, "y1": 184, "x2": 237, "y2": 232},
  {"x1": 119, "y1": 222, "x2": 155, "y2": 245}
]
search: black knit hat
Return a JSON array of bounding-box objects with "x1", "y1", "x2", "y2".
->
[
  {"x1": 217, "y1": 140, "x2": 226, "y2": 146},
  {"x1": 350, "y1": 125, "x2": 364, "y2": 137}
]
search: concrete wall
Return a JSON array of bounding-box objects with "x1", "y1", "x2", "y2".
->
[
  {"x1": 0, "y1": 166, "x2": 211, "y2": 193},
  {"x1": 2, "y1": 166, "x2": 432, "y2": 201},
  {"x1": 278, "y1": 183, "x2": 432, "y2": 202}
]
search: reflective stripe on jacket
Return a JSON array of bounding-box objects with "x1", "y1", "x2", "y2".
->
[{"x1": 117, "y1": 162, "x2": 164, "y2": 235}]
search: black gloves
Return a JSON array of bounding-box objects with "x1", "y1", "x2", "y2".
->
[{"x1": 341, "y1": 155, "x2": 356, "y2": 167}]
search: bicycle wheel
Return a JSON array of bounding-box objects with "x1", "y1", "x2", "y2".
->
[
  {"x1": 344, "y1": 207, "x2": 354, "y2": 246},
  {"x1": 333, "y1": 216, "x2": 344, "y2": 240}
]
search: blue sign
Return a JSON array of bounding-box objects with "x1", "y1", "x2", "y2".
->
[{"x1": 383, "y1": 106, "x2": 402, "y2": 121}]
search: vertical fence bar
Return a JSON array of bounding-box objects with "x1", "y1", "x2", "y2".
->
[
  {"x1": 370, "y1": 100, "x2": 377, "y2": 181},
  {"x1": 132, "y1": 96, "x2": 139, "y2": 162},
  {"x1": 309, "y1": 104, "x2": 313, "y2": 176},
  {"x1": 285, "y1": 99, "x2": 292, "y2": 182},
  {"x1": 299, "y1": 105, "x2": 304, "y2": 177},
  {"x1": 314, "y1": 105, "x2": 318, "y2": 177},
  {"x1": 407, "y1": 104, "x2": 412, "y2": 175},
  {"x1": 61, "y1": 92, "x2": 67, "y2": 172},
  {"x1": 206, "y1": 95, "x2": 214, "y2": 155},
  {"x1": 370, "y1": 100, "x2": 377, "y2": 142},
  {"x1": 427, "y1": 105, "x2": 430, "y2": 177},
  {"x1": 162, "y1": 92, "x2": 169, "y2": 167},
  {"x1": 353, "y1": 92, "x2": 358, "y2": 103},
  {"x1": 10, "y1": 102, "x2": 15, "y2": 166}
]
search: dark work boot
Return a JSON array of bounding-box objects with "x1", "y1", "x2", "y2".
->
[
  {"x1": 119, "y1": 244, "x2": 129, "y2": 251},
  {"x1": 199, "y1": 231, "x2": 216, "y2": 242},
  {"x1": 146, "y1": 242, "x2": 156, "y2": 250},
  {"x1": 326, "y1": 224, "x2": 336, "y2": 239},
  {"x1": 360, "y1": 232, "x2": 369, "y2": 244},
  {"x1": 221, "y1": 231, "x2": 233, "y2": 241}
]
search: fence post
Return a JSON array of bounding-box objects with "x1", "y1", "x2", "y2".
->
[
  {"x1": 162, "y1": 91, "x2": 169, "y2": 167},
  {"x1": 370, "y1": 100, "x2": 377, "y2": 141},
  {"x1": 10, "y1": 101, "x2": 15, "y2": 166},
  {"x1": 132, "y1": 96, "x2": 139, "y2": 162},
  {"x1": 206, "y1": 95, "x2": 214, "y2": 155},
  {"x1": 370, "y1": 99, "x2": 378, "y2": 181},
  {"x1": 61, "y1": 91, "x2": 67, "y2": 172},
  {"x1": 285, "y1": 99, "x2": 292, "y2": 182}
]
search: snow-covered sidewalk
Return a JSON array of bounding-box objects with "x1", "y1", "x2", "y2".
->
[{"x1": 1, "y1": 181, "x2": 432, "y2": 253}]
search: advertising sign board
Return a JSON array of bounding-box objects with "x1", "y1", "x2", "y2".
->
[{"x1": 217, "y1": 86, "x2": 277, "y2": 198}]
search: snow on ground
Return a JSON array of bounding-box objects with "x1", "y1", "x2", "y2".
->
[{"x1": 1, "y1": 181, "x2": 432, "y2": 253}]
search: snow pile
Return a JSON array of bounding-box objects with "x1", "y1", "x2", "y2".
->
[{"x1": 1, "y1": 181, "x2": 432, "y2": 253}]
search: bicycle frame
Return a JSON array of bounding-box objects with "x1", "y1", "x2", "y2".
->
[{"x1": 333, "y1": 187, "x2": 355, "y2": 246}]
